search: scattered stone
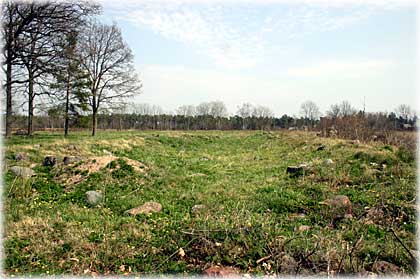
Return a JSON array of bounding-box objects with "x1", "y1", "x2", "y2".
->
[
  {"x1": 372, "y1": 261, "x2": 401, "y2": 274},
  {"x1": 324, "y1": 159, "x2": 334, "y2": 165},
  {"x1": 362, "y1": 207, "x2": 385, "y2": 225},
  {"x1": 203, "y1": 266, "x2": 239, "y2": 276},
  {"x1": 10, "y1": 166, "x2": 34, "y2": 179},
  {"x1": 191, "y1": 204, "x2": 207, "y2": 214},
  {"x1": 63, "y1": 156, "x2": 81, "y2": 165},
  {"x1": 15, "y1": 153, "x2": 27, "y2": 161},
  {"x1": 43, "y1": 155, "x2": 57, "y2": 167},
  {"x1": 279, "y1": 254, "x2": 297, "y2": 274},
  {"x1": 126, "y1": 201, "x2": 162, "y2": 216},
  {"x1": 356, "y1": 271, "x2": 378, "y2": 277},
  {"x1": 288, "y1": 213, "x2": 307, "y2": 220},
  {"x1": 316, "y1": 144, "x2": 326, "y2": 151},
  {"x1": 14, "y1": 130, "x2": 27, "y2": 135},
  {"x1": 102, "y1": 149, "x2": 113, "y2": 156},
  {"x1": 85, "y1": 191, "x2": 103, "y2": 206},
  {"x1": 321, "y1": 195, "x2": 352, "y2": 225},
  {"x1": 33, "y1": 144, "x2": 41, "y2": 149},
  {"x1": 295, "y1": 225, "x2": 311, "y2": 232},
  {"x1": 286, "y1": 166, "x2": 304, "y2": 177},
  {"x1": 67, "y1": 144, "x2": 78, "y2": 151}
]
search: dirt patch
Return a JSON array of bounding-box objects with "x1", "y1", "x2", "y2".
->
[{"x1": 58, "y1": 156, "x2": 148, "y2": 186}]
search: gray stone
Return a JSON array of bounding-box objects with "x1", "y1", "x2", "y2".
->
[
  {"x1": 63, "y1": 156, "x2": 81, "y2": 165},
  {"x1": 278, "y1": 254, "x2": 297, "y2": 274},
  {"x1": 372, "y1": 261, "x2": 400, "y2": 274},
  {"x1": 286, "y1": 166, "x2": 304, "y2": 177},
  {"x1": 126, "y1": 201, "x2": 162, "y2": 216},
  {"x1": 85, "y1": 191, "x2": 103, "y2": 206},
  {"x1": 43, "y1": 155, "x2": 57, "y2": 167},
  {"x1": 15, "y1": 153, "x2": 27, "y2": 161},
  {"x1": 324, "y1": 159, "x2": 334, "y2": 165},
  {"x1": 10, "y1": 166, "x2": 34, "y2": 178},
  {"x1": 191, "y1": 204, "x2": 207, "y2": 214}
]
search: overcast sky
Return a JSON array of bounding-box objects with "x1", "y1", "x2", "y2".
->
[{"x1": 99, "y1": 0, "x2": 418, "y2": 117}]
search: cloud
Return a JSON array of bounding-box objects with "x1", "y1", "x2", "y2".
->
[{"x1": 102, "y1": 0, "x2": 416, "y2": 69}]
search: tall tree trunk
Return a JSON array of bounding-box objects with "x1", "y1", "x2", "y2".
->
[
  {"x1": 5, "y1": 55, "x2": 12, "y2": 137},
  {"x1": 5, "y1": 23, "x2": 13, "y2": 137},
  {"x1": 64, "y1": 70, "x2": 70, "y2": 136},
  {"x1": 27, "y1": 74, "x2": 34, "y2": 136}
]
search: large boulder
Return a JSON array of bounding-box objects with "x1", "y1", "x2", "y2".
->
[
  {"x1": 9, "y1": 166, "x2": 34, "y2": 179},
  {"x1": 85, "y1": 191, "x2": 103, "y2": 206},
  {"x1": 126, "y1": 201, "x2": 162, "y2": 216}
]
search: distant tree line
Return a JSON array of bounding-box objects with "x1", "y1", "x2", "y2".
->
[{"x1": 7, "y1": 100, "x2": 417, "y2": 133}]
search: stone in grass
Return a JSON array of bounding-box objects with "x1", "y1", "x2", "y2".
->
[
  {"x1": 126, "y1": 201, "x2": 162, "y2": 216},
  {"x1": 321, "y1": 195, "x2": 352, "y2": 225},
  {"x1": 191, "y1": 204, "x2": 207, "y2": 214},
  {"x1": 316, "y1": 144, "x2": 326, "y2": 151},
  {"x1": 286, "y1": 164, "x2": 308, "y2": 177},
  {"x1": 372, "y1": 261, "x2": 401, "y2": 274},
  {"x1": 203, "y1": 266, "x2": 239, "y2": 276},
  {"x1": 43, "y1": 155, "x2": 57, "y2": 167},
  {"x1": 63, "y1": 156, "x2": 81, "y2": 165},
  {"x1": 15, "y1": 153, "x2": 27, "y2": 161},
  {"x1": 279, "y1": 254, "x2": 297, "y2": 274},
  {"x1": 85, "y1": 191, "x2": 103, "y2": 206},
  {"x1": 324, "y1": 159, "x2": 334, "y2": 165},
  {"x1": 10, "y1": 166, "x2": 34, "y2": 179},
  {"x1": 295, "y1": 225, "x2": 311, "y2": 232}
]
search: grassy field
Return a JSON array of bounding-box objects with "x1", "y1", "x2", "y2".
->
[{"x1": 3, "y1": 130, "x2": 417, "y2": 275}]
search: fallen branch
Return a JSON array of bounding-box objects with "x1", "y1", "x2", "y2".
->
[{"x1": 390, "y1": 228, "x2": 418, "y2": 264}]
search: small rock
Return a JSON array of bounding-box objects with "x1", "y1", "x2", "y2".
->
[
  {"x1": 324, "y1": 159, "x2": 334, "y2": 165},
  {"x1": 126, "y1": 201, "x2": 162, "y2": 216},
  {"x1": 288, "y1": 213, "x2": 307, "y2": 220},
  {"x1": 295, "y1": 225, "x2": 311, "y2": 232},
  {"x1": 103, "y1": 149, "x2": 113, "y2": 155},
  {"x1": 63, "y1": 156, "x2": 81, "y2": 165},
  {"x1": 9, "y1": 166, "x2": 34, "y2": 178},
  {"x1": 322, "y1": 195, "x2": 352, "y2": 225},
  {"x1": 67, "y1": 144, "x2": 78, "y2": 151},
  {"x1": 286, "y1": 166, "x2": 304, "y2": 177},
  {"x1": 191, "y1": 204, "x2": 207, "y2": 214},
  {"x1": 372, "y1": 261, "x2": 401, "y2": 274},
  {"x1": 15, "y1": 153, "x2": 27, "y2": 161},
  {"x1": 43, "y1": 155, "x2": 57, "y2": 167},
  {"x1": 316, "y1": 145, "x2": 326, "y2": 151},
  {"x1": 85, "y1": 191, "x2": 103, "y2": 206},
  {"x1": 279, "y1": 254, "x2": 297, "y2": 274},
  {"x1": 33, "y1": 144, "x2": 41, "y2": 149},
  {"x1": 203, "y1": 266, "x2": 239, "y2": 276}
]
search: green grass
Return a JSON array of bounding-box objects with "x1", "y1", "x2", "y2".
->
[{"x1": 3, "y1": 130, "x2": 417, "y2": 275}]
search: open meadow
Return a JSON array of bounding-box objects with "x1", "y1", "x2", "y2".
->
[{"x1": 3, "y1": 130, "x2": 417, "y2": 276}]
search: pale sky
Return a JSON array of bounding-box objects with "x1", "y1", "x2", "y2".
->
[{"x1": 100, "y1": 0, "x2": 418, "y2": 117}]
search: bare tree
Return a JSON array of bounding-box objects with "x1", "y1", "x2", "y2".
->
[
  {"x1": 326, "y1": 104, "x2": 340, "y2": 119},
  {"x1": 237, "y1": 103, "x2": 253, "y2": 129},
  {"x1": 395, "y1": 104, "x2": 412, "y2": 122},
  {"x1": 300, "y1": 100, "x2": 320, "y2": 127},
  {"x1": 209, "y1": 101, "x2": 228, "y2": 118},
  {"x1": 252, "y1": 105, "x2": 274, "y2": 118},
  {"x1": 196, "y1": 102, "x2": 211, "y2": 116},
  {"x1": 176, "y1": 105, "x2": 196, "y2": 117},
  {"x1": 338, "y1": 100, "x2": 356, "y2": 117},
  {"x1": 78, "y1": 21, "x2": 142, "y2": 136},
  {"x1": 131, "y1": 103, "x2": 163, "y2": 116}
]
